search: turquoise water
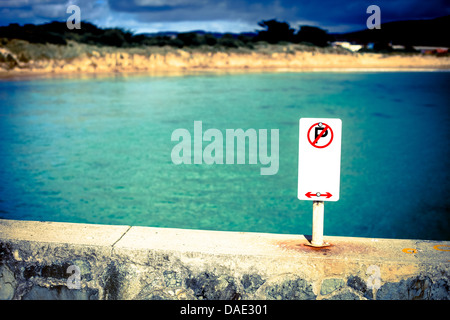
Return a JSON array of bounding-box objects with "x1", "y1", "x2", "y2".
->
[{"x1": 0, "y1": 71, "x2": 449, "y2": 240}]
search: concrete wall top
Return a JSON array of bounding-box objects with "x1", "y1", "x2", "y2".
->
[{"x1": 0, "y1": 219, "x2": 448, "y2": 263}]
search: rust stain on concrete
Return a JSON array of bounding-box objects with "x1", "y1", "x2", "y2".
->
[{"x1": 274, "y1": 239, "x2": 379, "y2": 257}]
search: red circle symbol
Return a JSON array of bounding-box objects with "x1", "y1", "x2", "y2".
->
[{"x1": 307, "y1": 122, "x2": 334, "y2": 148}]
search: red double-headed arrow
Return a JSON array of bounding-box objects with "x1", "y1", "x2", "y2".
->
[{"x1": 305, "y1": 192, "x2": 332, "y2": 199}]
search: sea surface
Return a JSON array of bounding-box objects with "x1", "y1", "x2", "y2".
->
[{"x1": 0, "y1": 71, "x2": 449, "y2": 240}]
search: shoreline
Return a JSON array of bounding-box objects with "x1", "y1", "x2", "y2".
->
[
  {"x1": 1, "y1": 45, "x2": 449, "y2": 80},
  {"x1": 1, "y1": 67, "x2": 449, "y2": 82}
]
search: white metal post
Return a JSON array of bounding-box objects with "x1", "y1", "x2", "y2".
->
[{"x1": 311, "y1": 201, "x2": 325, "y2": 247}]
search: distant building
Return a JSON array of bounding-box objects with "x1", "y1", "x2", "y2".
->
[
  {"x1": 412, "y1": 46, "x2": 449, "y2": 54},
  {"x1": 331, "y1": 41, "x2": 363, "y2": 52},
  {"x1": 391, "y1": 45, "x2": 405, "y2": 50}
]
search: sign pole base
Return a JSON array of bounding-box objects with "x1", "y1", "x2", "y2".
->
[{"x1": 305, "y1": 201, "x2": 330, "y2": 248}]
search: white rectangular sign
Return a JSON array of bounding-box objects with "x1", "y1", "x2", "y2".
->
[{"x1": 298, "y1": 118, "x2": 342, "y2": 202}]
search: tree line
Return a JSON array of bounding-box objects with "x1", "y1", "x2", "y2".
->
[{"x1": 0, "y1": 19, "x2": 333, "y2": 48}]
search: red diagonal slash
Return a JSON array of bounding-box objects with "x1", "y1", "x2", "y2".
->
[{"x1": 312, "y1": 125, "x2": 330, "y2": 145}]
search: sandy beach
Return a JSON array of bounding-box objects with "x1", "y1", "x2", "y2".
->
[{"x1": 1, "y1": 41, "x2": 449, "y2": 79}]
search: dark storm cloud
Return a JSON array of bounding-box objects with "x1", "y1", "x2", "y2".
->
[
  {"x1": 107, "y1": 0, "x2": 450, "y2": 32},
  {"x1": 0, "y1": 0, "x2": 108, "y2": 26},
  {"x1": 109, "y1": 0, "x2": 289, "y2": 23},
  {"x1": 0, "y1": 0, "x2": 449, "y2": 32},
  {"x1": 107, "y1": 0, "x2": 449, "y2": 22}
]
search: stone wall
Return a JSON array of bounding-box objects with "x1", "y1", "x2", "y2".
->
[{"x1": 0, "y1": 219, "x2": 448, "y2": 300}]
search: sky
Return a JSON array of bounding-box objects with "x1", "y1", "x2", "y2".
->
[{"x1": 0, "y1": 0, "x2": 449, "y2": 34}]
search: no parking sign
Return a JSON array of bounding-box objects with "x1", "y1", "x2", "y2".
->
[{"x1": 298, "y1": 118, "x2": 342, "y2": 202}]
